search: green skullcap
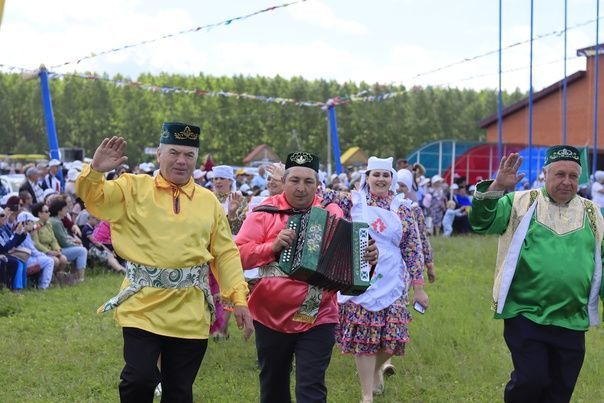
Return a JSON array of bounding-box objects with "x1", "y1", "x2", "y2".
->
[
  {"x1": 160, "y1": 122, "x2": 200, "y2": 148},
  {"x1": 544, "y1": 145, "x2": 581, "y2": 166},
  {"x1": 285, "y1": 152, "x2": 320, "y2": 172}
]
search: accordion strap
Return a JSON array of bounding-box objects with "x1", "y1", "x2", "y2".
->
[
  {"x1": 252, "y1": 203, "x2": 337, "y2": 215},
  {"x1": 252, "y1": 205, "x2": 309, "y2": 215}
]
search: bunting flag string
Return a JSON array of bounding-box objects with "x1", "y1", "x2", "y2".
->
[
  {"x1": 48, "y1": 0, "x2": 307, "y2": 70},
  {"x1": 407, "y1": 15, "x2": 603, "y2": 82},
  {"x1": 46, "y1": 70, "x2": 326, "y2": 107}
]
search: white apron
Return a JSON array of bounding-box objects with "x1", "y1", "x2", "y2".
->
[{"x1": 338, "y1": 191, "x2": 409, "y2": 311}]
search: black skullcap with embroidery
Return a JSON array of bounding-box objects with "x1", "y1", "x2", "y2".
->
[
  {"x1": 544, "y1": 145, "x2": 581, "y2": 166},
  {"x1": 160, "y1": 122, "x2": 200, "y2": 148},
  {"x1": 285, "y1": 152, "x2": 320, "y2": 172}
]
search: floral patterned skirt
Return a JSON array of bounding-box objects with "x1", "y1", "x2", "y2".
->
[{"x1": 336, "y1": 296, "x2": 411, "y2": 356}]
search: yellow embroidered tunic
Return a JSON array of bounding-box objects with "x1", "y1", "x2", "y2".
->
[{"x1": 76, "y1": 165, "x2": 248, "y2": 339}]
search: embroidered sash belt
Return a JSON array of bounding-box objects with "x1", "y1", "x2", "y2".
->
[
  {"x1": 96, "y1": 261, "x2": 215, "y2": 323},
  {"x1": 259, "y1": 262, "x2": 323, "y2": 324}
]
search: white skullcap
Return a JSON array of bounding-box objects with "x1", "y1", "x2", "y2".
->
[
  {"x1": 361, "y1": 156, "x2": 398, "y2": 193},
  {"x1": 431, "y1": 174, "x2": 444, "y2": 183},
  {"x1": 595, "y1": 171, "x2": 604, "y2": 182},
  {"x1": 193, "y1": 169, "x2": 204, "y2": 179},
  {"x1": 397, "y1": 169, "x2": 414, "y2": 190},
  {"x1": 451, "y1": 183, "x2": 459, "y2": 190},
  {"x1": 212, "y1": 165, "x2": 234, "y2": 181},
  {"x1": 42, "y1": 188, "x2": 57, "y2": 199},
  {"x1": 67, "y1": 168, "x2": 80, "y2": 181}
]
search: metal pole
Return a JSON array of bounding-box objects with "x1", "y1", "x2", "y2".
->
[
  {"x1": 593, "y1": 1, "x2": 601, "y2": 175},
  {"x1": 562, "y1": 0, "x2": 568, "y2": 145},
  {"x1": 38, "y1": 65, "x2": 64, "y2": 184},
  {"x1": 497, "y1": 0, "x2": 504, "y2": 162},
  {"x1": 528, "y1": 0, "x2": 535, "y2": 186},
  {"x1": 438, "y1": 141, "x2": 443, "y2": 174},
  {"x1": 326, "y1": 112, "x2": 332, "y2": 175},
  {"x1": 450, "y1": 141, "x2": 456, "y2": 197},
  {"x1": 328, "y1": 105, "x2": 343, "y2": 174},
  {"x1": 489, "y1": 146, "x2": 493, "y2": 178}
]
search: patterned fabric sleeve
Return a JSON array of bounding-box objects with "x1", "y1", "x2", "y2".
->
[
  {"x1": 320, "y1": 188, "x2": 353, "y2": 219},
  {"x1": 413, "y1": 204, "x2": 433, "y2": 264},
  {"x1": 228, "y1": 198, "x2": 248, "y2": 235},
  {"x1": 397, "y1": 204, "x2": 425, "y2": 286}
]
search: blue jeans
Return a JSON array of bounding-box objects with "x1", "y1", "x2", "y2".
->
[{"x1": 61, "y1": 246, "x2": 88, "y2": 270}]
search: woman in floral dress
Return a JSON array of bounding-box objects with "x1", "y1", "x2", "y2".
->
[{"x1": 322, "y1": 156, "x2": 429, "y2": 403}]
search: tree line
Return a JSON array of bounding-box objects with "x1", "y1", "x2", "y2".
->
[{"x1": 0, "y1": 71, "x2": 525, "y2": 165}]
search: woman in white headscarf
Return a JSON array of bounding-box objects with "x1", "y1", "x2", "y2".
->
[
  {"x1": 322, "y1": 157, "x2": 429, "y2": 402},
  {"x1": 591, "y1": 170, "x2": 604, "y2": 215}
]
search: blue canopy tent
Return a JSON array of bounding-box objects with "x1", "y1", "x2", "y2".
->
[{"x1": 406, "y1": 140, "x2": 479, "y2": 178}]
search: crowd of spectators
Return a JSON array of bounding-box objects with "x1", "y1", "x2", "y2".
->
[{"x1": 0, "y1": 158, "x2": 126, "y2": 292}]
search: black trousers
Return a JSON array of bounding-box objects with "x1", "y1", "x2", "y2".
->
[
  {"x1": 503, "y1": 315, "x2": 585, "y2": 403},
  {"x1": 254, "y1": 321, "x2": 336, "y2": 403},
  {"x1": 119, "y1": 327, "x2": 208, "y2": 403}
]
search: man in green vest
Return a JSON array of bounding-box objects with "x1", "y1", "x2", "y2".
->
[{"x1": 469, "y1": 145, "x2": 604, "y2": 403}]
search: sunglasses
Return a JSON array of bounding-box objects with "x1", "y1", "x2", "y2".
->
[
  {"x1": 41, "y1": 209, "x2": 50, "y2": 213},
  {"x1": 0, "y1": 213, "x2": 5, "y2": 217}
]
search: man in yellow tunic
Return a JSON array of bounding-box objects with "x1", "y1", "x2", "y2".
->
[{"x1": 76, "y1": 122, "x2": 253, "y2": 403}]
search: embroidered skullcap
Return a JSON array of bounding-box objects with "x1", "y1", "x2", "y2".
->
[
  {"x1": 285, "y1": 152, "x2": 319, "y2": 172},
  {"x1": 160, "y1": 122, "x2": 200, "y2": 148},
  {"x1": 544, "y1": 145, "x2": 581, "y2": 166}
]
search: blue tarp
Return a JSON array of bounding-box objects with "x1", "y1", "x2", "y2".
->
[{"x1": 515, "y1": 146, "x2": 549, "y2": 189}]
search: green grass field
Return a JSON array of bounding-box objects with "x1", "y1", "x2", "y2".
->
[{"x1": 1, "y1": 234, "x2": 603, "y2": 402}]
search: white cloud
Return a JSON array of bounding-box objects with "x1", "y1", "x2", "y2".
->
[{"x1": 287, "y1": 0, "x2": 368, "y2": 35}]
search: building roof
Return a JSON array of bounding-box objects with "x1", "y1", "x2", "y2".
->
[
  {"x1": 576, "y1": 43, "x2": 604, "y2": 57},
  {"x1": 243, "y1": 144, "x2": 280, "y2": 164},
  {"x1": 340, "y1": 146, "x2": 368, "y2": 165},
  {"x1": 479, "y1": 70, "x2": 586, "y2": 128}
]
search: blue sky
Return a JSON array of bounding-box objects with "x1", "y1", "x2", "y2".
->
[{"x1": 0, "y1": 0, "x2": 601, "y2": 93}]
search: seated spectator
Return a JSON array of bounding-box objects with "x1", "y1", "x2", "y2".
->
[
  {"x1": 42, "y1": 188, "x2": 58, "y2": 204},
  {"x1": 19, "y1": 190, "x2": 33, "y2": 212},
  {"x1": 30, "y1": 203, "x2": 70, "y2": 273},
  {"x1": 40, "y1": 159, "x2": 62, "y2": 193},
  {"x1": 19, "y1": 166, "x2": 44, "y2": 204},
  {"x1": 80, "y1": 215, "x2": 125, "y2": 274},
  {"x1": 0, "y1": 209, "x2": 27, "y2": 290},
  {"x1": 4, "y1": 195, "x2": 22, "y2": 226},
  {"x1": 64, "y1": 168, "x2": 80, "y2": 196},
  {"x1": 48, "y1": 198, "x2": 87, "y2": 283},
  {"x1": 61, "y1": 195, "x2": 82, "y2": 238},
  {"x1": 91, "y1": 220, "x2": 125, "y2": 265},
  {"x1": 15, "y1": 212, "x2": 55, "y2": 289}
]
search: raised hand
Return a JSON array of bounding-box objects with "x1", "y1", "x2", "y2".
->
[
  {"x1": 490, "y1": 153, "x2": 525, "y2": 192},
  {"x1": 266, "y1": 162, "x2": 285, "y2": 181},
  {"x1": 91, "y1": 136, "x2": 128, "y2": 173},
  {"x1": 228, "y1": 192, "x2": 243, "y2": 216}
]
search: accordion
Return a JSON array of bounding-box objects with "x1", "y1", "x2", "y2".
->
[{"x1": 278, "y1": 207, "x2": 372, "y2": 296}]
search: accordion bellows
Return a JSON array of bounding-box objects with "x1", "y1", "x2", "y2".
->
[{"x1": 279, "y1": 207, "x2": 372, "y2": 295}]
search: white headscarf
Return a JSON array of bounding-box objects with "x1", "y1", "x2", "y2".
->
[
  {"x1": 397, "y1": 169, "x2": 414, "y2": 190},
  {"x1": 360, "y1": 156, "x2": 398, "y2": 193},
  {"x1": 212, "y1": 165, "x2": 236, "y2": 192}
]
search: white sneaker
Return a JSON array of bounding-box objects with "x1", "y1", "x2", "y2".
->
[{"x1": 154, "y1": 383, "x2": 162, "y2": 397}]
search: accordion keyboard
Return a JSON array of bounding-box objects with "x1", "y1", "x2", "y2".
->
[
  {"x1": 280, "y1": 219, "x2": 299, "y2": 265},
  {"x1": 358, "y1": 227, "x2": 370, "y2": 282}
]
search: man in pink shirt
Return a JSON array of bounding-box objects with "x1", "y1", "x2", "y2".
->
[{"x1": 236, "y1": 152, "x2": 377, "y2": 403}]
